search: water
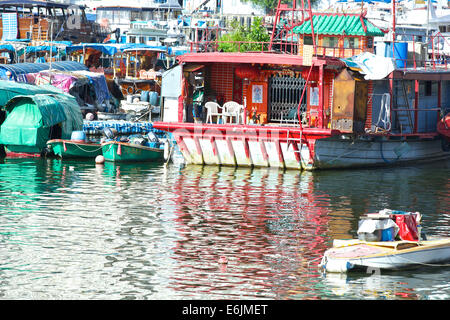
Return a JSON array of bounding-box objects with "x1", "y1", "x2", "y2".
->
[{"x1": 0, "y1": 157, "x2": 449, "y2": 300}]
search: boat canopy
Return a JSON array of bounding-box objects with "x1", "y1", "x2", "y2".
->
[
  {"x1": 0, "y1": 44, "x2": 15, "y2": 52},
  {"x1": 0, "y1": 92, "x2": 83, "y2": 153},
  {"x1": 120, "y1": 44, "x2": 168, "y2": 54},
  {"x1": 177, "y1": 52, "x2": 345, "y2": 67},
  {"x1": 26, "y1": 70, "x2": 111, "y2": 106},
  {"x1": 0, "y1": 0, "x2": 83, "y2": 9},
  {"x1": 292, "y1": 14, "x2": 385, "y2": 37},
  {"x1": 25, "y1": 46, "x2": 59, "y2": 54},
  {"x1": 66, "y1": 43, "x2": 120, "y2": 56},
  {"x1": 0, "y1": 61, "x2": 88, "y2": 81},
  {"x1": 0, "y1": 79, "x2": 66, "y2": 106}
]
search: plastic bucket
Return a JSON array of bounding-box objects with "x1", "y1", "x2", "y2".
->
[
  {"x1": 149, "y1": 91, "x2": 158, "y2": 106},
  {"x1": 71, "y1": 130, "x2": 86, "y2": 142},
  {"x1": 384, "y1": 41, "x2": 408, "y2": 69},
  {"x1": 381, "y1": 227, "x2": 395, "y2": 241}
]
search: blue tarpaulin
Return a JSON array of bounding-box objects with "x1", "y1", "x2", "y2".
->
[
  {"x1": 72, "y1": 70, "x2": 111, "y2": 105},
  {"x1": 119, "y1": 43, "x2": 168, "y2": 53},
  {"x1": 0, "y1": 44, "x2": 15, "y2": 52},
  {"x1": 25, "y1": 46, "x2": 59, "y2": 54},
  {"x1": 65, "y1": 43, "x2": 119, "y2": 56},
  {"x1": 0, "y1": 61, "x2": 88, "y2": 81}
]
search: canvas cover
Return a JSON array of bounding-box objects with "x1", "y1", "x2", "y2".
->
[
  {"x1": 0, "y1": 93, "x2": 82, "y2": 153},
  {"x1": 0, "y1": 80, "x2": 64, "y2": 106}
]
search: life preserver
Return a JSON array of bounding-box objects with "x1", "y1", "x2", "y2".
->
[
  {"x1": 437, "y1": 113, "x2": 450, "y2": 138},
  {"x1": 126, "y1": 86, "x2": 135, "y2": 94}
]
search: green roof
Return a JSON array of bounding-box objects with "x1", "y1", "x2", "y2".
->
[{"x1": 292, "y1": 14, "x2": 385, "y2": 37}]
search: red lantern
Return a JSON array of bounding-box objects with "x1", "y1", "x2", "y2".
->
[
  {"x1": 301, "y1": 68, "x2": 319, "y2": 82},
  {"x1": 235, "y1": 66, "x2": 259, "y2": 80}
]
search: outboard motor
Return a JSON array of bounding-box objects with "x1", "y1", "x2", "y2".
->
[
  {"x1": 147, "y1": 131, "x2": 159, "y2": 143},
  {"x1": 102, "y1": 127, "x2": 118, "y2": 140}
]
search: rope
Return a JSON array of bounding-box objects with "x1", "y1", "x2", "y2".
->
[
  {"x1": 307, "y1": 256, "x2": 323, "y2": 269},
  {"x1": 71, "y1": 143, "x2": 103, "y2": 153},
  {"x1": 375, "y1": 93, "x2": 391, "y2": 131},
  {"x1": 380, "y1": 140, "x2": 400, "y2": 164},
  {"x1": 164, "y1": 142, "x2": 174, "y2": 166}
]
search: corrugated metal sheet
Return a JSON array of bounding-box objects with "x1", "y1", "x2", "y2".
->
[{"x1": 293, "y1": 15, "x2": 384, "y2": 37}]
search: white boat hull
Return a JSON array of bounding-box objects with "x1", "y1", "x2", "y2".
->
[
  {"x1": 321, "y1": 239, "x2": 450, "y2": 273},
  {"x1": 313, "y1": 137, "x2": 450, "y2": 169},
  {"x1": 173, "y1": 133, "x2": 450, "y2": 170}
]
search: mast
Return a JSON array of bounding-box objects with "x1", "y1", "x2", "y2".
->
[
  {"x1": 392, "y1": 0, "x2": 396, "y2": 63},
  {"x1": 426, "y1": 0, "x2": 430, "y2": 44},
  {"x1": 268, "y1": 0, "x2": 316, "y2": 54}
]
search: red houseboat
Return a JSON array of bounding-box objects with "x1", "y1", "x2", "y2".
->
[{"x1": 153, "y1": 1, "x2": 450, "y2": 170}]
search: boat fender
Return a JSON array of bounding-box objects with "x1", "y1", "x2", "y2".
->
[
  {"x1": 95, "y1": 155, "x2": 105, "y2": 164},
  {"x1": 164, "y1": 140, "x2": 170, "y2": 160},
  {"x1": 324, "y1": 259, "x2": 354, "y2": 273}
]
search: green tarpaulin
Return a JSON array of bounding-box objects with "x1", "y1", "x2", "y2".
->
[
  {"x1": 0, "y1": 89, "x2": 83, "y2": 153},
  {"x1": 0, "y1": 80, "x2": 65, "y2": 106}
]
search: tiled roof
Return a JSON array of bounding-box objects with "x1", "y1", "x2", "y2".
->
[{"x1": 292, "y1": 14, "x2": 385, "y2": 37}]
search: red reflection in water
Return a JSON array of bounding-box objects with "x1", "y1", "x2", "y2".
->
[{"x1": 167, "y1": 166, "x2": 333, "y2": 299}]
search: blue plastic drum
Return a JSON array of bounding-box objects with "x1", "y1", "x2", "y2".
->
[
  {"x1": 149, "y1": 91, "x2": 158, "y2": 106},
  {"x1": 71, "y1": 130, "x2": 86, "y2": 141}
]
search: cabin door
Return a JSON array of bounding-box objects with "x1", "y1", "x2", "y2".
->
[
  {"x1": 246, "y1": 81, "x2": 268, "y2": 124},
  {"x1": 268, "y1": 75, "x2": 307, "y2": 123}
]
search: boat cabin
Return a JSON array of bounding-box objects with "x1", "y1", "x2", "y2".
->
[
  {"x1": 0, "y1": 0, "x2": 107, "y2": 43},
  {"x1": 153, "y1": 7, "x2": 450, "y2": 170},
  {"x1": 96, "y1": 4, "x2": 183, "y2": 38},
  {"x1": 294, "y1": 13, "x2": 384, "y2": 59}
]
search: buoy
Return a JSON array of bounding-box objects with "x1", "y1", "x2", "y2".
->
[
  {"x1": 163, "y1": 140, "x2": 170, "y2": 160},
  {"x1": 86, "y1": 113, "x2": 95, "y2": 121},
  {"x1": 95, "y1": 155, "x2": 105, "y2": 164},
  {"x1": 218, "y1": 256, "x2": 228, "y2": 264}
]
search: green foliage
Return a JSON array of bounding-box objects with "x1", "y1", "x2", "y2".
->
[{"x1": 218, "y1": 17, "x2": 270, "y2": 52}]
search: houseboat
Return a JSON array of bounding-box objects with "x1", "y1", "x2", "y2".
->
[
  {"x1": 0, "y1": 0, "x2": 107, "y2": 43},
  {"x1": 94, "y1": 2, "x2": 183, "y2": 40},
  {"x1": 153, "y1": 1, "x2": 450, "y2": 170}
]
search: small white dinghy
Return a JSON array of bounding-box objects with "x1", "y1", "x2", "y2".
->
[{"x1": 320, "y1": 209, "x2": 450, "y2": 273}]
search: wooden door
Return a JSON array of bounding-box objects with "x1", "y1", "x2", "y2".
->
[{"x1": 246, "y1": 81, "x2": 268, "y2": 124}]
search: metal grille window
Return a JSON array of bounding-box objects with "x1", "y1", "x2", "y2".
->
[{"x1": 268, "y1": 75, "x2": 306, "y2": 123}]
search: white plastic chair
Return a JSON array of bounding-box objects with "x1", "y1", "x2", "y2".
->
[
  {"x1": 222, "y1": 101, "x2": 244, "y2": 124},
  {"x1": 205, "y1": 101, "x2": 223, "y2": 124}
]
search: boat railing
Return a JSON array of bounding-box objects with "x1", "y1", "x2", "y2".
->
[{"x1": 187, "y1": 30, "x2": 450, "y2": 72}]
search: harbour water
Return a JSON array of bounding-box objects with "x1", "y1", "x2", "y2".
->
[{"x1": 0, "y1": 157, "x2": 449, "y2": 300}]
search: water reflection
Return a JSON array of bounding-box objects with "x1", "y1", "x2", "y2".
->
[
  {"x1": 168, "y1": 165, "x2": 333, "y2": 299},
  {"x1": 0, "y1": 158, "x2": 448, "y2": 299}
]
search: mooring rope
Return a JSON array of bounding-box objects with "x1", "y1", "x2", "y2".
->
[{"x1": 72, "y1": 143, "x2": 103, "y2": 153}]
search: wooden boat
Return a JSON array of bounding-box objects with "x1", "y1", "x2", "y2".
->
[
  {"x1": 320, "y1": 209, "x2": 450, "y2": 273},
  {"x1": 101, "y1": 141, "x2": 164, "y2": 163},
  {"x1": 47, "y1": 139, "x2": 102, "y2": 159},
  {"x1": 320, "y1": 238, "x2": 450, "y2": 273},
  {"x1": 0, "y1": 1, "x2": 107, "y2": 43},
  {"x1": 152, "y1": 3, "x2": 450, "y2": 170}
]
